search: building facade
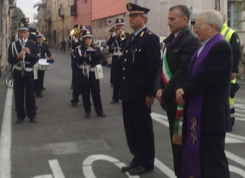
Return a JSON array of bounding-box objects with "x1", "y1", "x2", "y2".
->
[{"x1": 0, "y1": 0, "x2": 17, "y2": 74}]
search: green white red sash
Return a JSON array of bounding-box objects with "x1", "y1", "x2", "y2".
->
[{"x1": 161, "y1": 48, "x2": 183, "y2": 145}]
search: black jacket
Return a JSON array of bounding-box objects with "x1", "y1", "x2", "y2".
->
[
  {"x1": 8, "y1": 40, "x2": 38, "y2": 77},
  {"x1": 36, "y1": 42, "x2": 52, "y2": 58},
  {"x1": 106, "y1": 32, "x2": 130, "y2": 54},
  {"x1": 154, "y1": 26, "x2": 200, "y2": 108},
  {"x1": 120, "y1": 27, "x2": 160, "y2": 100},
  {"x1": 177, "y1": 40, "x2": 232, "y2": 132}
]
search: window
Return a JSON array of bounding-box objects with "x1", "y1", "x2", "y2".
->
[{"x1": 227, "y1": 1, "x2": 241, "y2": 30}]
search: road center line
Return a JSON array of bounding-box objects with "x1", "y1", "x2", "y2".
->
[{"x1": 0, "y1": 88, "x2": 13, "y2": 178}]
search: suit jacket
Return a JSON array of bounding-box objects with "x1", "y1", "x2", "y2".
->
[
  {"x1": 179, "y1": 40, "x2": 232, "y2": 132},
  {"x1": 8, "y1": 40, "x2": 38, "y2": 77},
  {"x1": 36, "y1": 42, "x2": 51, "y2": 58},
  {"x1": 154, "y1": 26, "x2": 200, "y2": 110},
  {"x1": 120, "y1": 27, "x2": 160, "y2": 100}
]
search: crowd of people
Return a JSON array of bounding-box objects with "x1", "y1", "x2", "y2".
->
[{"x1": 7, "y1": 2, "x2": 241, "y2": 177}]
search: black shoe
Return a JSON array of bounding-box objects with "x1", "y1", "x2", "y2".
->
[
  {"x1": 42, "y1": 87, "x2": 46, "y2": 90},
  {"x1": 121, "y1": 162, "x2": 138, "y2": 172},
  {"x1": 97, "y1": 112, "x2": 106, "y2": 117},
  {"x1": 16, "y1": 119, "x2": 23, "y2": 124},
  {"x1": 70, "y1": 86, "x2": 73, "y2": 89},
  {"x1": 71, "y1": 102, "x2": 77, "y2": 107},
  {"x1": 84, "y1": 113, "x2": 90, "y2": 118},
  {"x1": 129, "y1": 166, "x2": 153, "y2": 175},
  {"x1": 30, "y1": 117, "x2": 38, "y2": 123},
  {"x1": 36, "y1": 93, "x2": 43, "y2": 97}
]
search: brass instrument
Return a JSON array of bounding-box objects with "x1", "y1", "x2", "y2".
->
[
  {"x1": 70, "y1": 27, "x2": 80, "y2": 40},
  {"x1": 105, "y1": 26, "x2": 126, "y2": 41},
  {"x1": 43, "y1": 37, "x2": 49, "y2": 44},
  {"x1": 120, "y1": 30, "x2": 126, "y2": 40}
]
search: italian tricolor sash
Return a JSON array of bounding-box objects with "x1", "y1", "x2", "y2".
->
[{"x1": 161, "y1": 48, "x2": 183, "y2": 145}]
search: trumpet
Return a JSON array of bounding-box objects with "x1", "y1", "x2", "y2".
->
[
  {"x1": 70, "y1": 27, "x2": 80, "y2": 40},
  {"x1": 119, "y1": 30, "x2": 126, "y2": 40}
]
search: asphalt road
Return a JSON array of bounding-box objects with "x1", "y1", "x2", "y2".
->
[{"x1": 0, "y1": 49, "x2": 244, "y2": 178}]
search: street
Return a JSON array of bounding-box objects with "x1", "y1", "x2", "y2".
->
[{"x1": 0, "y1": 49, "x2": 245, "y2": 178}]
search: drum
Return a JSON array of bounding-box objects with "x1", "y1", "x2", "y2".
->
[{"x1": 38, "y1": 58, "x2": 51, "y2": 70}]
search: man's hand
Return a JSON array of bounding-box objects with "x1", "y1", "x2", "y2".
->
[
  {"x1": 17, "y1": 52, "x2": 24, "y2": 59},
  {"x1": 145, "y1": 95, "x2": 155, "y2": 107},
  {"x1": 49, "y1": 55, "x2": 54, "y2": 59},
  {"x1": 231, "y1": 72, "x2": 236, "y2": 80},
  {"x1": 156, "y1": 89, "x2": 164, "y2": 104},
  {"x1": 176, "y1": 88, "x2": 185, "y2": 104},
  {"x1": 22, "y1": 47, "x2": 30, "y2": 55}
]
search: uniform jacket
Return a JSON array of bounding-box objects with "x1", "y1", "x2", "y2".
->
[
  {"x1": 107, "y1": 32, "x2": 130, "y2": 54},
  {"x1": 8, "y1": 40, "x2": 38, "y2": 77},
  {"x1": 154, "y1": 26, "x2": 200, "y2": 109},
  {"x1": 178, "y1": 40, "x2": 232, "y2": 132},
  {"x1": 71, "y1": 39, "x2": 81, "y2": 65},
  {"x1": 36, "y1": 42, "x2": 51, "y2": 58},
  {"x1": 120, "y1": 27, "x2": 160, "y2": 100}
]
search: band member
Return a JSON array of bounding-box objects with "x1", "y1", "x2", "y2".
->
[
  {"x1": 106, "y1": 18, "x2": 129, "y2": 104},
  {"x1": 35, "y1": 31, "x2": 54, "y2": 97},
  {"x1": 8, "y1": 22, "x2": 39, "y2": 124},
  {"x1": 71, "y1": 30, "x2": 106, "y2": 119},
  {"x1": 120, "y1": 3, "x2": 160, "y2": 175},
  {"x1": 69, "y1": 24, "x2": 87, "y2": 89}
]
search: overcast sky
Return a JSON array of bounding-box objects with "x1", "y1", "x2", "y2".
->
[{"x1": 16, "y1": 0, "x2": 39, "y2": 23}]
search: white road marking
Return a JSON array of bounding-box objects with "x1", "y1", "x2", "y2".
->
[
  {"x1": 154, "y1": 158, "x2": 175, "y2": 178},
  {"x1": 49, "y1": 160, "x2": 65, "y2": 178},
  {"x1": 229, "y1": 165, "x2": 245, "y2": 177},
  {"x1": 32, "y1": 175, "x2": 53, "y2": 178},
  {"x1": 83, "y1": 154, "x2": 139, "y2": 178},
  {"x1": 225, "y1": 150, "x2": 245, "y2": 167},
  {"x1": 0, "y1": 88, "x2": 13, "y2": 178}
]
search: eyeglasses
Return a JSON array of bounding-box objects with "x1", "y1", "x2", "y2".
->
[{"x1": 193, "y1": 23, "x2": 207, "y2": 30}]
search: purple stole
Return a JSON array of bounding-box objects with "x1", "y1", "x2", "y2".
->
[{"x1": 182, "y1": 34, "x2": 225, "y2": 178}]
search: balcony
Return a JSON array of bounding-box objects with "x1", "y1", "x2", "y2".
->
[
  {"x1": 33, "y1": 0, "x2": 46, "y2": 8},
  {"x1": 10, "y1": 9, "x2": 17, "y2": 18},
  {"x1": 44, "y1": 11, "x2": 51, "y2": 22},
  {"x1": 70, "y1": 4, "x2": 77, "y2": 16},
  {"x1": 9, "y1": 0, "x2": 16, "y2": 9},
  {"x1": 58, "y1": 7, "x2": 65, "y2": 17}
]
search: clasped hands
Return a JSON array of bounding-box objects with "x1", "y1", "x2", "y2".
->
[
  {"x1": 17, "y1": 47, "x2": 30, "y2": 59},
  {"x1": 156, "y1": 88, "x2": 185, "y2": 104}
]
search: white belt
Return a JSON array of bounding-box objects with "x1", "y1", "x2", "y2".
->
[
  {"x1": 113, "y1": 52, "x2": 123, "y2": 56},
  {"x1": 14, "y1": 65, "x2": 33, "y2": 72},
  {"x1": 77, "y1": 64, "x2": 95, "y2": 72}
]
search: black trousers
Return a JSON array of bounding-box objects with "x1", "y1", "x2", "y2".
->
[
  {"x1": 200, "y1": 132, "x2": 229, "y2": 178},
  {"x1": 72, "y1": 70, "x2": 104, "y2": 114},
  {"x1": 61, "y1": 46, "x2": 65, "y2": 52},
  {"x1": 111, "y1": 56, "x2": 121, "y2": 101},
  {"x1": 166, "y1": 103, "x2": 182, "y2": 178},
  {"x1": 122, "y1": 100, "x2": 155, "y2": 169},
  {"x1": 35, "y1": 70, "x2": 45, "y2": 94},
  {"x1": 14, "y1": 71, "x2": 36, "y2": 119}
]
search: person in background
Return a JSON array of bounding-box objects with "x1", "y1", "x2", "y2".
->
[
  {"x1": 71, "y1": 30, "x2": 106, "y2": 119},
  {"x1": 61, "y1": 39, "x2": 66, "y2": 52}
]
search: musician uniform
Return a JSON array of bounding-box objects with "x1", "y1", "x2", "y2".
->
[
  {"x1": 120, "y1": 3, "x2": 160, "y2": 174},
  {"x1": 8, "y1": 22, "x2": 39, "y2": 124},
  {"x1": 69, "y1": 25, "x2": 87, "y2": 89},
  {"x1": 106, "y1": 18, "x2": 129, "y2": 104},
  {"x1": 71, "y1": 30, "x2": 106, "y2": 119},
  {"x1": 35, "y1": 32, "x2": 52, "y2": 97}
]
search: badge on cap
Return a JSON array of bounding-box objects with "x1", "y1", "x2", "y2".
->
[
  {"x1": 20, "y1": 23, "x2": 24, "y2": 27},
  {"x1": 86, "y1": 31, "x2": 91, "y2": 35},
  {"x1": 118, "y1": 19, "x2": 121, "y2": 22},
  {"x1": 127, "y1": 3, "x2": 132, "y2": 10}
]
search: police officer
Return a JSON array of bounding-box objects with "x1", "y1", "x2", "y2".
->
[
  {"x1": 35, "y1": 31, "x2": 54, "y2": 97},
  {"x1": 220, "y1": 12, "x2": 241, "y2": 128},
  {"x1": 8, "y1": 22, "x2": 39, "y2": 124},
  {"x1": 71, "y1": 30, "x2": 106, "y2": 118},
  {"x1": 120, "y1": 3, "x2": 160, "y2": 175},
  {"x1": 106, "y1": 18, "x2": 129, "y2": 104}
]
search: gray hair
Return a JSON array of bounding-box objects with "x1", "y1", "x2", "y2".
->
[
  {"x1": 219, "y1": 11, "x2": 226, "y2": 22},
  {"x1": 198, "y1": 10, "x2": 223, "y2": 32}
]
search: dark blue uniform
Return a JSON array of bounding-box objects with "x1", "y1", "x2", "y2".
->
[
  {"x1": 71, "y1": 45, "x2": 106, "y2": 117},
  {"x1": 70, "y1": 38, "x2": 81, "y2": 88},
  {"x1": 35, "y1": 42, "x2": 52, "y2": 95},
  {"x1": 8, "y1": 39, "x2": 39, "y2": 122},
  {"x1": 120, "y1": 27, "x2": 160, "y2": 169},
  {"x1": 107, "y1": 32, "x2": 129, "y2": 102}
]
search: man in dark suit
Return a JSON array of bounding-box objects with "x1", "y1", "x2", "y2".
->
[
  {"x1": 106, "y1": 18, "x2": 129, "y2": 104},
  {"x1": 154, "y1": 5, "x2": 200, "y2": 178},
  {"x1": 8, "y1": 22, "x2": 39, "y2": 124},
  {"x1": 35, "y1": 32, "x2": 54, "y2": 97},
  {"x1": 176, "y1": 10, "x2": 232, "y2": 178},
  {"x1": 120, "y1": 3, "x2": 160, "y2": 176}
]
